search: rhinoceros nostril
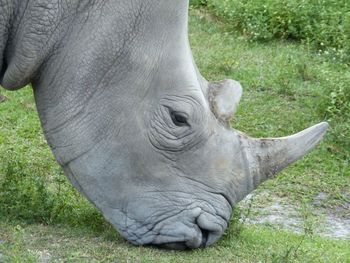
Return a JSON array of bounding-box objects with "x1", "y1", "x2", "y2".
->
[
  {"x1": 199, "y1": 227, "x2": 209, "y2": 247},
  {"x1": 196, "y1": 212, "x2": 226, "y2": 246}
]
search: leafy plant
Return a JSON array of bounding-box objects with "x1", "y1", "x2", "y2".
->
[
  {"x1": 195, "y1": 0, "x2": 350, "y2": 64},
  {"x1": 190, "y1": 0, "x2": 208, "y2": 7},
  {"x1": 0, "y1": 157, "x2": 107, "y2": 231},
  {"x1": 0, "y1": 161, "x2": 55, "y2": 223}
]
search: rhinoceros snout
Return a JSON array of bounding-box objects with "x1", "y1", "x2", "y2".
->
[
  {"x1": 106, "y1": 203, "x2": 229, "y2": 250},
  {"x1": 147, "y1": 208, "x2": 228, "y2": 250}
]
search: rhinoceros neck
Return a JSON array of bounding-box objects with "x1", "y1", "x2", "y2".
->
[{"x1": 30, "y1": 0, "x2": 191, "y2": 166}]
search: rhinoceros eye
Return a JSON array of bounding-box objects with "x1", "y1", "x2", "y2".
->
[{"x1": 170, "y1": 110, "x2": 189, "y2": 127}]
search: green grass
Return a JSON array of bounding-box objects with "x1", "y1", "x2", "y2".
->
[
  {"x1": 1, "y1": 220, "x2": 349, "y2": 262},
  {"x1": 190, "y1": 0, "x2": 350, "y2": 64},
  {"x1": 0, "y1": 8, "x2": 349, "y2": 263}
]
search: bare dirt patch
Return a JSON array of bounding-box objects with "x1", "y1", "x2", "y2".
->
[
  {"x1": 0, "y1": 94, "x2": 7, "y2": 103},
  {"x1": 239, "y1": 190, "x2": 350, "y2": 240}
]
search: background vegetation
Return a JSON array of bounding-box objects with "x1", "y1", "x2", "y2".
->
[
  {"x1": 0, "y1": 1, "x2": 349, "y2": 262},
  {"x1": 191, "y1": 0, "x2": 350, "y2": 64},
  {"x1": 191, "y1": 0, "x2": 350, "y2": 162}
]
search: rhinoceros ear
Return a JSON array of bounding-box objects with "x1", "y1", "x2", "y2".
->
[
  {"x1": 208, "y1": 79, "x2": 242, "y2": 123},
  {"x1": 1, "y1": 39, "x2": 48, "y2": 90},
  {"x1": 0, "y1": 2, "x2": 64, "y2": 90}
]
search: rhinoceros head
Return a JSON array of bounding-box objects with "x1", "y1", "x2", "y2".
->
[{"x1": 0, "y1": 0, "x2": 327, "y2": 249}]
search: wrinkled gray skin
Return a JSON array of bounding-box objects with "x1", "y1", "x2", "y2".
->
[{"x1": 0, "y1": 0, "x2": 328, "y2": 249}]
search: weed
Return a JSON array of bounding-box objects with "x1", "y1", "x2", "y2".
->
[
  {"x1": 0, "y1": 161, "x2": 55, "y2": 224},
  {"x1": 0, "y1": 94, "x2": 7, "y2": 103},
  {"x1": 190, "y1": 0, "x2": 207, "y2": 7},
  {"x1": 300, "y1": 201, "x2": 320, "y2": 237},
  {"x1": 269, "y1": 236, "x2": 306, "y2": 263},
  {"x1": 194, "y1": 0, "x2": 350, "y2": 64},
  {"x1": 230, "y1": 207, "x2": 245, "y2": 237},
  {"x1": 296, "y1": 63, "x2": 314, "y2": 82},
  {"x1": 325, "y1": 85, "x2": 350, "y2": 121},
  {"x1": 0, "y1": 224, "x2": 38, "y2": 262},
  {"x1": 0, "y1": 157, "x2": 107, "y2": 232}
]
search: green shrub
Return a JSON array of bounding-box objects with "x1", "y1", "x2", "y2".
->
[
  {"x1": 0, "y1": 157, "x2": 106, "y2": 230},
  {"x1": 321, "y1": 82, "x2": 350, "y2": 158},
  {"x1": 197, "y1": 0, "x2": 350, "y2": 64},
  {"x1": 0, "y1": 161, "x2": 55, "y2": 223},
  {"x1": 325, "y1": 85, "x2": 350, "y2": 121},
  {"x1": 191, "y1": 0, "x2": 350, "y2": 158},
  {"x1": 190, "y1": 0, "x2": 208, "y2": 7}
]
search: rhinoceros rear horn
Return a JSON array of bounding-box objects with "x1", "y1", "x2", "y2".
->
[
  {"x1": 208, "y1": 79, "x2": 242, "y2": 123},
  {"x1": 241, "y1": 122, "x2": 329, "y2": 189}
]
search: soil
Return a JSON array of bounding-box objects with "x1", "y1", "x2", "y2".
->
[
  {"x1": 238, "y1": 190, "x2": 350, "y2": 240},
  {"x1": 0, "y1": 94, "x2": 7, "y2": 103}
]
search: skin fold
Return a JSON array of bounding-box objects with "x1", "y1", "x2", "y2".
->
[{"x1": 0, "y1": 0, "x2": 328, "y2": 249}]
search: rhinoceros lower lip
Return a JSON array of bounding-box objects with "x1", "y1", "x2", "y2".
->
[
  {"x1": 155, "y1": 226, "x2": 209, "y2": 250},
  {"x1": 158, "y1": 230, "x2": 208, "y2": 250},
  {"x1": 156, "y1": 223, "x2": 220, "y2": 250}
]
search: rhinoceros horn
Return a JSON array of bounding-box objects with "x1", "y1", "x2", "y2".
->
[
  {"x1": 239, "y1": 122, "x2": 328, "y2": 189},
  {"x1": 209, "y1": 79, "x2": 328, "y2": 194}
]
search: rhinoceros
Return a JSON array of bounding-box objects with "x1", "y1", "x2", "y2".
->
[{"x1": 0, "y1": 0, "x2": 328, "y2": 249}]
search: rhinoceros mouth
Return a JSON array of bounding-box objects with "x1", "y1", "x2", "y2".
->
[
  {"x1": 148, "y1": 210, "x2": 227, "y2": 249},
  {"x1": 101, "y1": 197, "x2": 230, "y2": 250},
  {"x1": 157, "y1": 226, "x2": 210, "y2": 250}
]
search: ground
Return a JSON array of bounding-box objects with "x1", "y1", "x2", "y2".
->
[
  {"x1": 0, "y1": 8, "x2": 349, "y2": 263},
  {"x1": 239, "y1": 190, "x2": 350, "y2": 240}
]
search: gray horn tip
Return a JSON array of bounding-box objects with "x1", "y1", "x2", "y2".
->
[
  {"x1": 297, "y1": 121, "x2": 329, "y2": 146},
  {"x1": 245, "y1": 121, "x2": 329, "y2": 189}
]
